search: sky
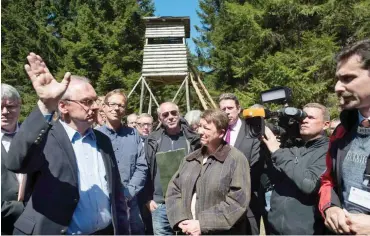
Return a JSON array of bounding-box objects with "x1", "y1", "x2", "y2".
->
[{"x1": 153, "y1": 0, "x2": 201, "y2": 54}]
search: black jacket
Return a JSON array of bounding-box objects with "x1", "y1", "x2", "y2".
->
[
  {"x1": 4, "y1": 106, "x2": 129, "y2": 235},
  {"x1": 267, "y1": 136, "x2": 329, "y2": 235},
  {"x1": 142, "y1": 118, "x2": 201, "y2": 203},
  {"x1": 1, "y1": 144, "x2": 24, "y2": 234}
]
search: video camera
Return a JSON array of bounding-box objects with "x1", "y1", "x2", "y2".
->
[{"x1": 242, "y1": 86, "x2": 306, "y2": 148}]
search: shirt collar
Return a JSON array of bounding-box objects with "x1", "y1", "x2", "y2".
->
[
  {"x1": 230, "y1": 118, "x2": 242, "y2": 131},
  {"x1": 59, "y1": 120, "x2": 96, "y2": 143},
  {"x1": 358, "y1": 110, "x2": 370, "y2": 124},
  {"x1": 1, "y1": 123, "x2": 20, "y2": 140},
  {"x1": 186, "y1": 141, "x2": 231, "y2": 162}
]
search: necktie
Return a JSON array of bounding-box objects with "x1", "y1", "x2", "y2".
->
[
  {"x1": 361, "y1": 119, "x2": 370, "y2": 128},
  {"x1": 225, "y1": 126, "x2": 231, "y2": 144}
]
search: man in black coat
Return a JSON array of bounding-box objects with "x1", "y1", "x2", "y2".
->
[
  {"x1": 4, "y1": 53, "x2": 129, "y2": 235},
  {"x1": 218, "y1": 93, "x2": 263, "y2": 235},
  {"x1": 1, "y1": 83, "x2": 25, "y2": 234},
  {"x1": 262, "y1": 103, "x2": 330, "y2": 234}
]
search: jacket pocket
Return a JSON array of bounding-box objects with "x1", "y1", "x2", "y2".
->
[{"x1": 14, "y1": 216, "x2": 36, "y2": 235}]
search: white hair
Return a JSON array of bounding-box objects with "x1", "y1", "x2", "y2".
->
[
  {"x1": 184, "y1": 110, "x2": 202, "y2": 126},
  {"x1": 1, "y1": 83, "x2": 21, "y2": 103}
]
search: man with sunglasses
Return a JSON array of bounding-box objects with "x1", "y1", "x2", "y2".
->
[
  {"x1": 142, "y1": 102, "x2": 201, "y2": 235},
  {"x1": 4, "y1": 53, "x2": 129, "y2": 235},
  {"x1": 97, "y1": 89, "x2": 147, "y2": 235}
]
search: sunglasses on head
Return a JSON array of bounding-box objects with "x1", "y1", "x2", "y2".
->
[{"x1": 161, "y1": 110, "x2": 178, "y2": 118}]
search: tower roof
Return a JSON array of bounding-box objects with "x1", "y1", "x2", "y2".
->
[{"x1": 143, "y1": 16, "x2": 190, "y2": 38}]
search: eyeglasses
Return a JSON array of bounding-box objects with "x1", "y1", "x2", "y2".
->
[
  {"x1": 1, "y1": 104, "x2": 20, "y2": 112},
  {"x1": 106, "y1": 103, "x2": 126, "y2": 110},
  {"x1": 137, "y1": 122, "x2": 153, "y2": 128},
  {"x1": 161, "y1": 110, "x2": 178, "y2": 118},
  {"x1": 65, "y1": 99, "x2": 98, "y2": 108}
]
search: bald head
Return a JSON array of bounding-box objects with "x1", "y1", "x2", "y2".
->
[
  {"x1": 158, "y1": 102, "x2": 181, "y2": 134},
  {"x1": 61, "y1": 76, "x2": 92, "y2": 101},
  {"x1": 127, "y1": 113, "x2": 138, "y2": 128}
]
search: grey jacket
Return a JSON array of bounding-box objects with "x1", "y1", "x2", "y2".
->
[
  {"x1": 267, "y1": 136, "x2": 329, "y2": 235},
  {"x1": 166, "y1": 143, "x2": 251, "y2": 235}
]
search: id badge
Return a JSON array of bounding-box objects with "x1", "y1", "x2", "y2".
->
[{"x1": 348, "y1": 187, "x2": 370, "y2": 210}]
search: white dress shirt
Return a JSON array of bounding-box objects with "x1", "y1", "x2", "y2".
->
[{"x1": 224, "y1": 118, "x2": 242, "y2": 147}]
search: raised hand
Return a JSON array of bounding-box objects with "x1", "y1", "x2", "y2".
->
[
  {"x1": 24, "y1": 52, "x2": 71, "y2": 111},
  {"x1": 261, "y1": 126, "x2": 281, "y2": 153}
]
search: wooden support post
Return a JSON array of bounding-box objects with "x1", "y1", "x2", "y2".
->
[
  {"x1": 128, "y1": 76, "x2": 142, "y2": 98},
  {"x1": 185, "y1": 76, "x2": 190, "y2": 112},
  {"x1": 139, "y1": 78, "x2": 145, "y2": 114},
  {"x1": 148, "y1": 95, "x2": 152, "y2": 115},
  {"x1": 172, "y1": 78, "x2": 186, "y2": 102},
  {"x1": 189, "y1": 64, "x2": 217, "y2": 108},
  {"x1": 196, "y1": 75, "x2": 217, "y2": 109},
  {"x1": 142, "y1": 78, "x2": 160, "y2": 107},
  {"x1": 189, "y1": 73, "x2": 208, "y2": 110}
]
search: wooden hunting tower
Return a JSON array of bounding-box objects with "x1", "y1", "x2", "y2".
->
[{"x1": 128, "y1": 16, "x2": 216, "y2": 114}]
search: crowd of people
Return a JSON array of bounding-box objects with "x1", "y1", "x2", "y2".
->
[{"x1": 1, "y1": 40, "x2": 369, "y2": 235}]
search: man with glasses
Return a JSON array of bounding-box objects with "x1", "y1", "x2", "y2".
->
[
  {"x1": 97, "y1": 89, "x2": 147, "y2": 235},
  {"x1": 142, "y1": 102, "x2": 200, "y2": 235},
  {"x1": 1, "y1": 84, "x2": 25, "y2": 234},
  {"x1": 4, "y1": 53, "x2": 129, "y2": 235},
  {"x1": 136, "y1": 113, "x2": 154, "y2": 143}
]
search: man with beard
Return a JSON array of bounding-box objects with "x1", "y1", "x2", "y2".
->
[
  {"x1": 97, "y1": 89, "x2": 147, "y2": 235},
  {"x1": 4, "y1": 53, "x2": 129, "y2": 235},
  {"x1": 142, "y1": 102, "x2": 200, "y2": 235},
  {"x1": 319, "y1": 39, "x2": 370, "y2": 235},
  {"x1": 218, "y1": 93, "x2": 263, "y2": 235},
  {"x1": 1, "y1": 84, "x2": 25, "y2": 234}
]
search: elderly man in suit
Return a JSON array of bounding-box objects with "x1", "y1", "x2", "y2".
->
[
  {"x1": 4, "y1": 53, "x2": 129, "y2": 235},
  {"x1": 219, "y1": 93, "x2": 264, "y2": 235},
  {"x1": 1, "y1": 83, "x2": 25, "y2": 234}
]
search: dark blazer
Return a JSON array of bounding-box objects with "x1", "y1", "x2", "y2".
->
[
  {"x1": 1, "y1": 144, "x2": 24, "y2": 234},
  {"x1": 233, "y1": 119, "x2": 264, "y2": 234},
  {"x1": 4, "y1": 106, "x2": 129, "y2": 235}
]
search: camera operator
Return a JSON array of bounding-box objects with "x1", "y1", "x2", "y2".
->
[{"x1": 262, "y1": 103, "x2": 330, "y2": 234}]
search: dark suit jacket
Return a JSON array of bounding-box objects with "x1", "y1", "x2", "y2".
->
[
  {"x1": 4, "y1": 106, "x2": 129, "y2": 235},
  {"x1": 1, "y1": 144, "x2": 24, "y2": 234},
  {"x1": 233, "y1": 119, "x2": 264, "y2": 232}
]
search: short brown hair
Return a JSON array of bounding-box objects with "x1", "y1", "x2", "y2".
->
[
  {"x1": 303, "y1": 103, "x2": 330, "y2": 122},
  {"x1": 218, "y1": 93, "x2": 240, "y2": 107},
  {"x1": 104, "y1": 89, "x2": 127, "y2": 104},
  {"x1": 200, "y1": 109, "x2": 229, "y2": 131},
  {"x1": 336, "y1": 39, "x2": 370, "y2": 70}
]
